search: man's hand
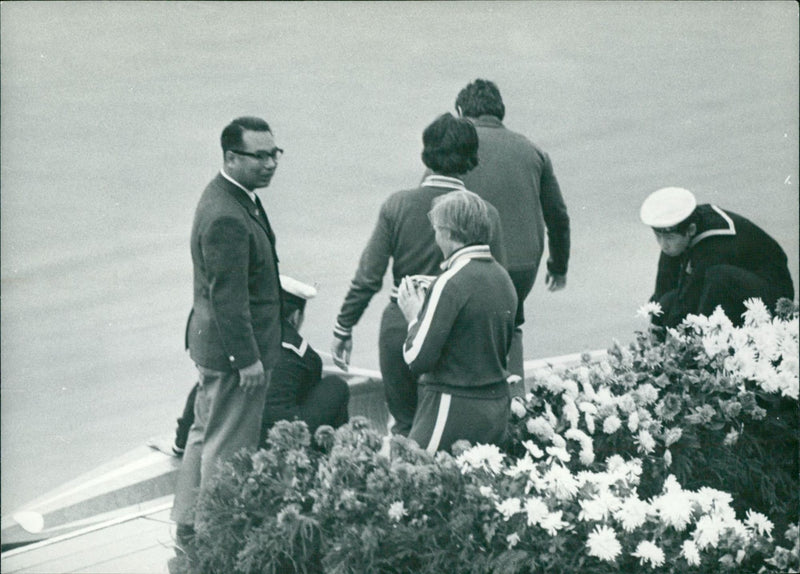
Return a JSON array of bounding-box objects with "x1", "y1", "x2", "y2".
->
[
  {"x1": 238, "y1": 360, "x2": 268, "y2": 392},
  {"x1": 398, "y1": 276, "x2": 426, "y2": 322},
  {"x1": 545, "y1": 272, "x2": 567, "y2": 292},
  {"x1": 331, "y1": 337, "x2": 352, "y2": 372}
]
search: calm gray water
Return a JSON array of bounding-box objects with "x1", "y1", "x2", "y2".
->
[{"x1": 1, "y1": 1, "x2": 797, "y2": 514}]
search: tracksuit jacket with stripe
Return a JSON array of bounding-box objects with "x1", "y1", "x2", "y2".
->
[{"x1": 404, "y1": 245, "x2": 517, "y2": 395}]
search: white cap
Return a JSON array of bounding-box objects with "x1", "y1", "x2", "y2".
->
[
  {"x1": 640, "y1": 187, "x2": 697, "y2": 228},
  {"x1": 279, "y1": 275, "x2": 317, "y2": 301}
]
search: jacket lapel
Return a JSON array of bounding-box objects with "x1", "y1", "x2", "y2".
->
[{"x1": 216, "y1": 174, "x2": 274, "y2": 241}]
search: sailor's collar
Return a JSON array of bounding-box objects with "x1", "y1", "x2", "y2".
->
[
  {"x1": 441, "y1": 244, "x2": 493, "y2": 270},
  {"x1": 690, "y1": 205, "x2": 736, "y2": 248}
]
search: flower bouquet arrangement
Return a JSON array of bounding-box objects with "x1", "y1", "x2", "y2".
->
[
  {"x1": 191, "y1": 299, "x2": 798, "y2": 573},
  {"x1": 506, "y1": 298, "x2": 798, "y2": 540}
]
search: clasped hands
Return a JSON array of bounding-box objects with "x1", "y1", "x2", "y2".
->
[{"x1": 397, "y1": 275, "x2": 427, "y2": 323}]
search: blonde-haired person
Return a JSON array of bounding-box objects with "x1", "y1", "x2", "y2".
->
[{"x1": 398, "y1": 190, "x2": 517, "y2": 453}]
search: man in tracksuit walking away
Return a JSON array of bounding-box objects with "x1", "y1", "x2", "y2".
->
[
  {"x1": 331, "y1": 113, "x2": 505, "y2": 437},
  {"x1": 399, "y1": 190, "x2": 517, "y2": 453}
]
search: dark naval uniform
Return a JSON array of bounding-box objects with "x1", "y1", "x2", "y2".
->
[
  {"x1": 403, "y1": 245, "x2": 517, "y2": 453},
  {"x1": 334, "y1": 175, "x2": 506, "y2": 436},
  {"x1": 260, "y1": 320, "x2": 349, "y2": 442},
  {"x1": 173, "y1": 320, "x2": 349, "y2": 453},
  {"x1": 653, "y1": 204, "x2": 794, "y2": 327}
]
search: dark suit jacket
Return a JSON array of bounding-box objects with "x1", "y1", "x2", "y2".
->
[{"x1": 186, "y1": 173, "x2": 282, "y2": 372}]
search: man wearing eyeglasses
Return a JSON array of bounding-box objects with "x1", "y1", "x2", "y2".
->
[{"x1": 170, "y1": 116, "x2": 284, "y2": 568}]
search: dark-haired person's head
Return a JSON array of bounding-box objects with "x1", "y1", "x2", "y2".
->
[
  {"x1": 281, "y1": 290, "x2": 307, "y2": 329},
  {"x1": 220, "y1": 116, "x2": 280, "y2": 190},
  {"x1": 279, "y1": 275, "x2": 317, "y2": 330},
  {"x1": 220, "y1": 116, "x2": 272, "y2": 153},
  {"x1": 455, "y1": 79, "x2": 505, "y2": 121},
  {"x1": 421, "y1": 113, "x2": 479, "y2": 177},
  {"x1": 429, "y1": 189, "x2": 492, "y2": 251}
]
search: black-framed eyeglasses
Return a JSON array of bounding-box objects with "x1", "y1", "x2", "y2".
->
[{"x1": 230, "y1": 148, "x2": 284, "y2": 162}]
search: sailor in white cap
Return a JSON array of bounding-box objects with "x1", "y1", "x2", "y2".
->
[
  {"x1": 640, "y1": 187, "x2": 794, "y2": 329},
  {"x1": 155, "y1": 275, "x2": 349, "y2": 458}
]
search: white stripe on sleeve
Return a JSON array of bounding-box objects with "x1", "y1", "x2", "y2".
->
[{"x1": 403, "y1": 258, "x2": 470, "y2": 365}]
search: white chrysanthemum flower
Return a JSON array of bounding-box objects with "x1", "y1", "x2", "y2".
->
[
  {"x1": 635, "y1": 383, "x2": 660, "y2": 405},
  {"x1": 605, "y1": 454, "x2": 627, "y2": 473},
  {"x1": 479, "y1": 485, "x2": 496, "y2": 499},
  {"x1": 506, "y1": 532, "x2": 521, "y2": 549},
  {"x1": 723, "y1": 428, "x2": 739, "y2": 446},
  {"x1": 546, "y1": 445, "x2": 571, "y2": 463},
  {"x1": 579, "y1": 448, "x2": 595, "y2": 466},
  {"x1": 693, "y1": 487, "x2": 733, "y2": 514},
  {"x1": 594, "y1": 386, "x2": 615, "y2": 408},
  {"x1": 751, "y1": 324, "x2": 781, "y2": 362},
  {"x1": 681, "y1": 539, "x2": 701, "y2": 566},
  {"x1": 457, "y1": 444, "x2": 505, "y2": 475},
  {"x1": 745, "y1": 510, "x2": 774, "y2": 538},
  {"x1": 683, "y1": 312, "x2": 709, "y2": 333},
  {"x1": 636, "y1": 301, "x2": 663, "y2": 319},
  {"x1": 522, "y1": 440, "x2": 544, "y2": 459},
  {"x1": 578, "y1": 401, "x2": 598, "y2": 414},
  {"x1": 702, "y1": 333, "x2": 728, "y2": 358},
  {"x1": 635, "y1": 430, "x2": 656, "y2": 454},
  {"x1": 604, "y1": 455, "x2": 643, "y2": 485},
  {"x1": 524, "y1": 496, "x2": 549, "y2": 527},
  {"x1": 539, "y1": 510, "x2": 568, "y2": 536},
  {"x1": 693, "y1": 514, "x2": 723, "y2": 550},
  {"x1": 526, "y1": 416, "x2": 554, "y2": 440},
  {"x1": 563, "y1": 398, "x2": 580, "y2": 428},
  {"x1": 586, "y1": 525, "x2": 622, "y2": 562},
  {"x1": 496, "y1": 497, "x2": 522, "y2": 521},
  {"x1": 631, "y1": 540, "x2": 666, "y2": 568},
  {"x1": 551, "y1": 433, "x2": 567, "y2": 449},
  {"x1": 708, "y1": 306, "x2": 734, "y2": 334},
  {"x1": 651, "y1": 481, "x2": 694, "y2": 531},
  {"x1": 603, "y1": 414, "x2": 622, "y2": 434},
  {"x1": 579, "y1": 490, "x2": 620, "y2": 522},
  {"x1": 510, "y1": 397, "x2": 527, "y2": 418},
  {"x1": 543, "y1": 464, "x2": 579, "y2": 500},
  {"x1": 664, "y1": 426, "x2": 683, "y2": 447},
  {"x1": 565, "y1": 428, "x2": 592, "y2": 449},
  {"x1": 742, "y1": 297, "x2": 771, "y2": 326},
  {"x1": 617, "y1": 394, "x2": 637, "y2": 414},
  {"x1": 387, "y1": 501, "x2": 407, "y2": 522},
  {"x1": 562, "y1": 378, "x2": 580, "y2": 398},
  {"x1": 628, "y1": 411, "x2": 640, "y2": 432},
  {"x1": 506, "y1": 453, "x2": 537, "y2": 479},
  {"x1": 777, "y1": 369, "x2": 799, "y2": 400},
  {"x1": 614, "y1": 496, "x2": 651, "y2": 532}
]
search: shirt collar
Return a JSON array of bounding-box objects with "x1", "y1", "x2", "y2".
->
[
  {"x1": 220, "y1": 169, "x2": 256, "y2": 203},
  {"x1": 421, "y1": 174, "x2": 467, "y2": 190},
  {"x1": 440, "y1": 244, "x2": 493, "y2": 270},
  {"x1": 467, "y1": 115, "x2": 504, "y2": 128}
]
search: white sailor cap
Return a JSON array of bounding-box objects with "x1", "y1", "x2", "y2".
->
[
  {"x1": 640, "y1": 187, "x2": 697, "y2": 229},
  {"x1": 280, "y1": 275, "x2": 317, "y2": 307}
]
